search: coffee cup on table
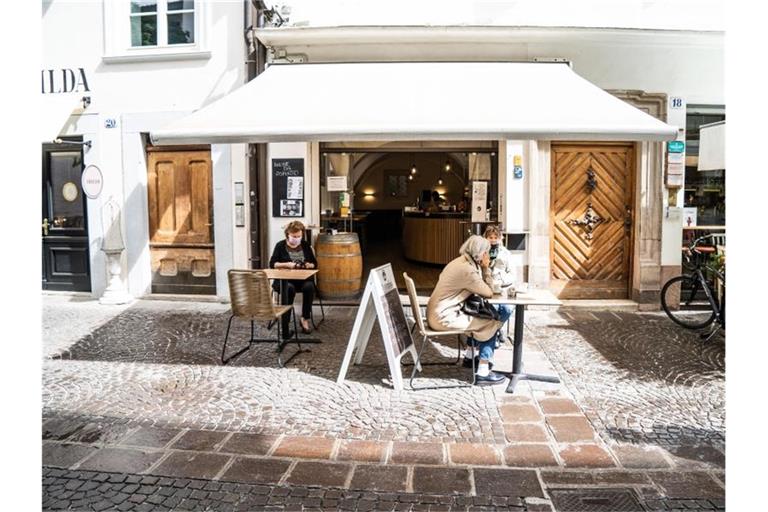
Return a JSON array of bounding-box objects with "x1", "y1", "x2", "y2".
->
[{"x1": 492, "y1": 281, "x2": 501, "y2": 294}]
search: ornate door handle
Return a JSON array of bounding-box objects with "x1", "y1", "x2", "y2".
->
[
  {"x1": 569, "y1": 202, "x2": 604, "y2": 240},
  {"x1": 586, "y1": 168, "x2": 597, "y2": 191},
  {"x1": 42, "y1": 218, "x2": 49, "y2": 236},
  {"x1": 624, "y1": 205, "x2": 632, "y2": 231}
]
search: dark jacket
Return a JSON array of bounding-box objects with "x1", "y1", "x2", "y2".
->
[{"x1": 269, "y1": 240, "x2": 318, "y2": 269}]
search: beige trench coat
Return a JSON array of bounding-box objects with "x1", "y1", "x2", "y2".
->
[{"x1": 426, "y1": 254, "x2": 503, "y2": 342}]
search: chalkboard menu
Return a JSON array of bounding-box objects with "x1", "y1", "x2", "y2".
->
[{"x1": 272, "y1": 158, "x2": 304, "y2": 217}]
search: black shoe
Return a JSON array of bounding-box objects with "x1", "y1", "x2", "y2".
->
[
  {"x1": 474, "y1": 371, "x2": 507, "y2": 385},
  {"x1": 462, "y1": 356, "x2": 493, "y2": 370}
]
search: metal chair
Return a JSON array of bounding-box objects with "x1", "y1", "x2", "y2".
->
[
  {"x1": 403, "y1": 272, "x2": 474, "y2": 388},
  {"x1": 222, "y1": 269, "x2": 319, "y2": 367},
  {"x1": 311, "y1": 275, "x2": 326, "y2": 329}
]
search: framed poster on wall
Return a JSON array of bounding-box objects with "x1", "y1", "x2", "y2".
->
[{"x1": 272, "y1": 158, "x2": 304, "y2": 217}]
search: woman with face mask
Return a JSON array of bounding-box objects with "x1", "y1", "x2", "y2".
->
[
  {"x1": 269, "y1": 221, "x2": 318, "y2": 337},
  {"x1": 426, "y1": 235, "x2": 512, "y2": 385},
  {"x1": 484, "y1": 225, "x2": 515, "y2": 350},
  {"x1": 484, "y1": 225, "x2": 516, "y2": 288}
]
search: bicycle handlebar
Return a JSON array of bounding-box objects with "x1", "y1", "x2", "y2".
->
[{"x1": 690, "y1": 233, "x2": 715, "y2": 249}]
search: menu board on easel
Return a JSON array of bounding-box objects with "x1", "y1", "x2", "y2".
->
[
  {"x1": 337, "y1": 264, "x2": 418, "y2": 392},
  {"x1": 272, "y1": 158, "x2": 304, "y2": 217}
]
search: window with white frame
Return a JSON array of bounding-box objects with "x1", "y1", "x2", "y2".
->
[
  {"x1": 130, "y1": 0, "x2": 195, "y2": 47},
  {"x1": 103, "y1": 0, "x2": 210, "y2": 63}
]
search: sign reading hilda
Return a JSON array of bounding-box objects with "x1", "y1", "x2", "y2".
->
[
  {"x1": 272, "y1": 158, "x2": 305, "y2": 217},
  {"x1": 41, "y1": 68, "x2": 91, "y2": 94},
  {"x1": 337, "y1": 264, "x2": 419, "y2": 392}
]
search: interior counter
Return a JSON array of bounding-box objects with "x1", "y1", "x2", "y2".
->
[{"x1": 402, "y1": 213, "x2": 467, "y2": 265}]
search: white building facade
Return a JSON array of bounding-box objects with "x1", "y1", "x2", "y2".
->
[
  {"x1": 42, "y1": 0, "x2": 251, "y2": 299},
  {"x1": 42, "y1": 1, "x2": 724, "y2": 306}
]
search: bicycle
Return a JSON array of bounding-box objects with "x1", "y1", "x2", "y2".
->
[{"x1": 660, "y1": 234, "x2": 725, "y2": 342}]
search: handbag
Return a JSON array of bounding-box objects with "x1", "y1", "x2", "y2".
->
[{"x1": 461, "y1": 294, "x2": 501, "y2": 321}]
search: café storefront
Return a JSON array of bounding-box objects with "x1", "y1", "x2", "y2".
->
[{"x1": 150, "y1": 61, "x2": 677, "y2": 303}]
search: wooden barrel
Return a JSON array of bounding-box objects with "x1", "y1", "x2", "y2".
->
[{"x1": 315, "y1": 232, "x2": 363, "y2": 299}]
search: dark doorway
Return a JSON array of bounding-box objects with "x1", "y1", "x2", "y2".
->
[{"x1": 42, "y1": 139, "x2": 91, "y2": 291}]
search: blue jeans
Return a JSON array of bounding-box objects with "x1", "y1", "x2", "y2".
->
[{"x1": 467, "y1": 305, "x2": 513, "y2": 360}]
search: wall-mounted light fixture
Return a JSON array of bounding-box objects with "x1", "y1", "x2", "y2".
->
[{"x1": 54, "y1": 138, "x2": 92, "y2": 150}]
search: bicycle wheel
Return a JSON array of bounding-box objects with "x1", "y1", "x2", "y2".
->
[{"x1": 661, "y1": 275, "x2": 716, "y2": 329}]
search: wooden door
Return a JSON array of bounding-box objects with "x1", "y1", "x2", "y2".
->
[
  {"x1": 147, "y1": 149, "x2": 215, "y2": 295},
  {"x1": 551, "y1": 143, "x2": 634, "y2": 299},
  {"x1": 42, "y1": 142, "x2": 91, "y2": 291}
]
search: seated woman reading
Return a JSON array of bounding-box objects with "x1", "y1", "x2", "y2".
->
[
  {"x1": 426, "y1": 235, "x2": 511, "y2": 385},
  {"x1": 269, "y1": 221, "x2": 317, "y2": 338}
]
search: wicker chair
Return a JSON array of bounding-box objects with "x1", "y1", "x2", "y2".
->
[
  {"x1": 222, "y1": 269, "x2": 317, "y2": 367},
  {"x1": 403, "y1": 272, "x2": 474, "y2": 388}
]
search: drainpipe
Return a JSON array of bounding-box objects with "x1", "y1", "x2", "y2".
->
[{"x1": 245, "y1": 0, "x2": 269, "y2": 269}]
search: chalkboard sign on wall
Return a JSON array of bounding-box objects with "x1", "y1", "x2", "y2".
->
[{"x1": 272, "y1": 158, "x2": 304, "y2": 217}]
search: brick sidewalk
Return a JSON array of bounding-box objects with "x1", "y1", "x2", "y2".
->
[{"x1": 42, "y1": 296, "x2": 725, "y2": 510}]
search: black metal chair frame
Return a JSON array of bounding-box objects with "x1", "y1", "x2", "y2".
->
[
  {"x1": 222, "y1": 270, "x2": 320, "y2": 368},
  {"x1": 402, "y1": 272, "x2": 475, "y2": 389}
]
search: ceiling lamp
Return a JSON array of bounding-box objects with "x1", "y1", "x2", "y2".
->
[
  {"x1": 444, "y1": 160, "x2": 451, "y2": 172},
  {"x1": 438, "y1": 178, "x2": 443, "y2": 185}
]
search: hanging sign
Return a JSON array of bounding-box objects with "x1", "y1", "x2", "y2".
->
[
  {"x1": 667, "y1": 140, "x2": 685, "y2": 153},
  {"x1": 471, "y1": 181, "x2": 488, "y2": 222},
  {"x1": 272, "y1": 158, "x2": 304, "y2": 217},
  {"x1": 327, "y1": 176, "x2": 348, "y2": 192},
  {"x1": 81, "y1": 164, "x2": 103, "y2": 199},
  {"x1": 337, "y1": 264, "x2": 419, "y2": 392},
  {"x1": 667, "y1": 152, "x2": 684, "y2": 164}
]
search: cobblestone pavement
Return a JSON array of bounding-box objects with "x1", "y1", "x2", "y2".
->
[
  {"x1": 42, "y1": 294, "x2": 131, "y2": 358},
  {"x1": 42, "y1": 467, "x2": 726, "y2": 511},
  {"x1": 42, "y1": 467, "x2": 544, "y2": 511},
  {"x1": 528, "y1": 310, "x2": 725, "y2": 453},
  {"x1": 45, "y1": 300, "x2": 506, "y2": 443},
  {"x1": 42, "y1": 296, "x2": 726, "y2": 510}
]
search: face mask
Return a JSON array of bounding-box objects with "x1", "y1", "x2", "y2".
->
[{"x1": 287, "y1": 236, "x2": 302, "y2": 247}]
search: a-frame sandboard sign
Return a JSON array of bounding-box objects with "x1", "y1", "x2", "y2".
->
[{"x1": 337, "y1": 263, "x2": 420, "y2": 392}]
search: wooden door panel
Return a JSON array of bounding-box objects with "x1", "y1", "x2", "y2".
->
[
  {"x1": 147, "y1": 150, "x2": 215, "y2": 295},
  {"x1": 551, "y1": 144, "x2": 634, "y2": 299}
]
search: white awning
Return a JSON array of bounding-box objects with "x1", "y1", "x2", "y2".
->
[
  {"x1": 150, "y1": 62, "x2": 678, "y2": 145},
  {"x1": 41, "y1": 94, "x2": 87, "y2": 142},
  {"x1": 697, "y1": 121, "x2": 725, "y2": 171}
]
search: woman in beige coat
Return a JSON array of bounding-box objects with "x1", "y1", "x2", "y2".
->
[{"x1": 426, "y1": 235, "x2": 511, "y2": 385}]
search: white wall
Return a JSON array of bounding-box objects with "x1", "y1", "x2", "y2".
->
[
  {"x1": 285, "y1": 0, "x2": 724, "y2": 31},
  {"x1": 268, "y1": 33, "x2": 723, "y2": 105},
  {"x1": 661, "y1": 97, "x2": 688, "y2": 266},
  {"x1": 267, "y1": 143, "x2": 314, "y2": 254}
]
